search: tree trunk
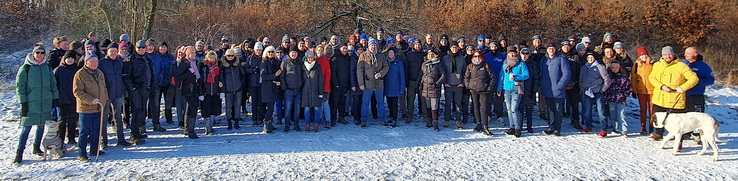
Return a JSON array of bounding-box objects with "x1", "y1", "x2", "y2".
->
[
  {"x1": 99, "y1": 0, "x2": 114, "y2": 39},
  {"x1": 143, "y1": 0, "x2": 157, "y2": 40},
  {"x1": 131, "y1": 0, "x2": 138, "y2": 41}
]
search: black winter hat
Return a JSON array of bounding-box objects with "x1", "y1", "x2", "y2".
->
[
  {"x1": 289, "y1": 45, "x2": 299, "y2": 53},
  {"x1": 107, "y1": 42, "x2": 119, "y2": 49},
  {"x1": 101, "y1": 38, "x2": 112, "y2": 48}
]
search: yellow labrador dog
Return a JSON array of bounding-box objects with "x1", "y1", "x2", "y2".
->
[
  {"x1": 653, "y1": 112, "x2": 721, "y2": 161},
  {"x1": 42, "y1": 120, "x2": 65, "y2": 160}
]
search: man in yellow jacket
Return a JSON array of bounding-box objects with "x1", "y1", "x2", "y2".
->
[{"x1": 648, "y1": 46, "x2": 698, "y2": 146}]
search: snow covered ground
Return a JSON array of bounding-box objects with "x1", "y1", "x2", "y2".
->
[{"x1": 0, "y1": 86, "x2": 736, "y2": 180}]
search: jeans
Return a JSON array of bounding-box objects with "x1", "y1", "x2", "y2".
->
[
  {"x1": 17, "y1": 125, "x2": 44, "y2": 151},
  {"x1": 504, "y1": 90, "x2": 523, "y2": 129},
  {"x1": 362, "y1": 90, "x2": 386, "y2": 123},
  {"x1": 283, "y1": 90, "x2": 301, "y2": 128},
  {"x1": 545, "y1": 98, "x2": 565, "y2": 131},
  {"x1": 304, "y1": 107, "x2": 323, "y2": 125},
  {"x1": 225, "y1": 91, "x2": 243, "y2": 120},
  {"x1": 173, "y1": 87, "x2": 186, "y2": 125},
  {"x1": 609, "y1": 102, "x2": 627, "y2": 134},
  {"x1": 78, "y1": 112, "x2": 101, "y2": 156},
  {"x1": 105, "y1": 97, "x2": 126, "y2": 144},
  {"x1": 444, "y1": 86, "x2": 463, "y2": 121},
  {"x1": 321, "y1": 94, "x2": 332, "y2": 123},
  {"x1": 581, "y1": 92, "x2": 606, "y2": 130},
  {"x1": 519, "y1": 105, "x2": 534, "y2": 130}
]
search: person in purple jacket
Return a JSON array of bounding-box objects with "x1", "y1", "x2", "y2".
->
[{"x1": 604, "y1": 63, "x2": 632, "y2": 137}]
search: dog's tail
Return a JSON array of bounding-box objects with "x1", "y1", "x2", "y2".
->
[{"x1": 715, "y1": 121, "x2": 727, "y2": 142}]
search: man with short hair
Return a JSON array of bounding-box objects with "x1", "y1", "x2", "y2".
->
[
  {"x1": 121, "y1": 40, "x2": 153, "y2": 144},
  {"x1": 73, "y1": 52, "x2": 109, "y2": 162},
  {"x1": 441, "y1": 45, "x2": 467, "y2": 128},
  {"x1": 684, "y1": 47, "x2": 715, "y2": 145},
  {"x1": 649, "y1": 46, "x2": 699, "y2": 145},
  {"x1": 99, "y1": 43, "x2": 132, "y2": 147},
  {"x1": 540, "y1": 43, "x2": 571, "y2": 136}
]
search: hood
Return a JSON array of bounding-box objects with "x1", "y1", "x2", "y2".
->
[
  {"x1": 220, "y1": 56, "x2": 240, "y2": 68},
  {"x1": 24, "y1": 53, "x2": 46, "y2": 66}
]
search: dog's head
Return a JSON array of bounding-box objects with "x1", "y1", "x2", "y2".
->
[
  {"x1": 652, "y1": 112, "x2": 669, "y2": 128},
  {"x1": 45, "y1": 120, "x2": 59, "y2": 132}
]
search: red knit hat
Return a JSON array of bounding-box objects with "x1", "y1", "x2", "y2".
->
[{"x1": 637, "y1": 47, "x2": 649, "y2": 57}]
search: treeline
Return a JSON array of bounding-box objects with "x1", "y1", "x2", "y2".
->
[{"x1": 3, "y1": 0, "x2": 738, "y2": 85}]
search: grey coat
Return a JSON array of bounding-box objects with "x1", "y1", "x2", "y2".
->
[
  {"x1": 301, "y1": 62, "x2": 324, "y2": 107},
  {"x1": 356, "y1": 51, "x2": 389, "y2": 91},
  {"x1": 579, "y1": 61, "x2": 611, "y2": 93},
  {"x1": 441, "y1": 53, "x2": 466, "y2": 86}
]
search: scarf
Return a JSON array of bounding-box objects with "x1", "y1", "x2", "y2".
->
[
  {"x1": 206, "y1": 61, "x2": 220, "y2": 83},
  {"x1": 119, "y1": 53, "x2": 129, "y2": 60},
  {"x1": 449, "y1": 52, "x2": 459, "y2": 73},
  {"x1": 188, "y1": 58, "x2": 200, "y2": 79},
  {"x1": 304, "y1": 60, "x2": 316, "y2": 71},
  {"x1": 504, "y1": 56, "x2": 521, "y2": 73}
]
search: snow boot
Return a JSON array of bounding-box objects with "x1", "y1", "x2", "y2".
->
[
  {"x1": 514, "y1": 129, "x2": 522, "y2": 138},
  {"x1": 482, "y1": 125, "x2": 493, "y2": 136},
  {"x1": 338, "y1": 117, "x2": 349, "y2": 124},
  {"x1": 305, "y1": 124, "x2": 312, "y2": 132},
  {"x1": 443, "y1": 121, "x2": 450, "y2": 128},
  {"x1": 432, "y1": 120, "x2": 440, "y2": 132},
  {"x1": 473, "y1": 124, "x2": 482, "y2": 132},
  {"x1": 505, "y1": 128, "x2": 515, "y2": 135},
  {"x1": 78, "y1": 155, "x2": 90, "y2": 163},
  {"x1": 234, "y1": 119, "x2": 241, "y2": 130},
  {"x1": 227, "y1": 119, "x2": 233, "y2": 130},
  {"x1": 455, "y1": 121, "x2": 464, "y2": 129},
  {"x1": 431, "y1": 110, "x2": 440, "y2": 132},
  {"x1": 379, "y1": 121, "x2": 388, "y2": 127},
  {"x1": 571, "y1": 121, "x2": 583, "y2": 130},
  {"x1": 13, "y1": 150, "x2": 22, "y2": 164},
  {"x1": 32, "y1": 144, "x2": 43, "y2": 156},
  {"x1": 153, "y1": 124, "x2": 166, "y2": 132},
  {"x1": 314, "y1": 124, "x2": 320, "y2": 133}
]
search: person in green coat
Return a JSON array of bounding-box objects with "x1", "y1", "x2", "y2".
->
[{"x1": 14, "y1": 43, "x2": 59, "y2": 164}]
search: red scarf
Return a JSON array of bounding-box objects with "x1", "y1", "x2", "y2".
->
[{"x1": 206, "y1": 61, "x2": 220, "y2": 84}]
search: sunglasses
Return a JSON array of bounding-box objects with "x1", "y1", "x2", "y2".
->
[
  {"x1": 137, "y1": 47, "x2": 146, "y2": 49},
  {"x1": 267, "y1": 51, "x2": 275, "y2": 53},
  {"x1": 276, "y1": 52, "x2": 283, "y2": 54},
  {"x1": 226, "y1": 55, "x2": 235, "y2": 57},
  {"x1": 34, "y1": 51, "x2": 45, "y2": 54}
]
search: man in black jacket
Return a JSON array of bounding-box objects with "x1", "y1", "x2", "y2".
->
[
  {"x1": 403, "y1": 41, "x2": 426, "y2": 123},
  {"x1": 330, "y1": 44, "x2": 352, "y2": 125},
  {"x1": 122, "y1": 40, "x2": 153, "y2": 144}
]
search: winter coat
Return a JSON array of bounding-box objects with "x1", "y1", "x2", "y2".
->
[
  {"x1": 219, "y1": 57, "x2": 245, "y2": 93},
  {"x1": 630, "y1": 60, "x2": 655, "y2": 95},
  {"x1": 605, "y1": 72, "x2": 632, "y2": 104},
  {"x1": 330, "y1": 52, "x2": 352, "y2": 89},
  {"x1": 349, "y1": 51, "x2": 362, "y2": 95},
  {"x1": 384, "y1": 58, "x2": 406, "y2": 97},
  {"x1": 302, "y1": 62, "x2": 325, "y2": 107},
  {"x1": 122, "y1": 53, "x2": 153, "y2": 92},
  {"x1": 199, "y1": 62, "x2": 221, "y2": 95},
  {"x1": 317, "y1": 56, "x2": 332, "y2": 93},
  {"x1": 260, "y1": 58, "x2": 282, "y2": 102},
  {"x1": 357, "y1": 51, "x2": 389, "y2": 91},
  {"x1": 464, "y1": 63, "x2": 496, "y2": 93},
  {"x1": 404, "y1": 49, "x2": 426, "y2": 83},
  {"x1": 171, "y1": 59, "x2": 200, "y2": 97},
  {"x1": 685, "y1": 56, "x2": 715, "y2": 96},
  {"x1": 485, "y1": 51, "x2": 506, "y2": 82},
  {"x1": 522, "y1": 59, "x2": 540, "y2": 106},
  {"x1": 146, "y1": 53, "x2": 162, "y2": 87},
  {"x1": 98, "y1": 55, "x2": 124, "y2": 101},
  {"x1": 280, "y1": 58, "x2": 305, "y2": 91},
  {"x1": 441, "y1": 53, "x2": 466, "y2": 86},
  {"x1": 73, "y1": 67, "x2": 108, "y2": 113},
  {"x1": 579, "y1": 61, "x2": 611, "y2": 93},
  {"x1": 244, "y1": 55, "x2": 262, "y2": 87},
  {"x1": 419, "y1": 58, "x2": 446, "y2": 98},
  {"x1": 17, "y1": 54, "x2": 59, "y2": 126},
  {"x1": 649, "y1": 58, "x2": 698, "y2": 109},
  {"x1": 497, "y1": 60, "x2": 530, "y2": 92},
  {"x1": 617, "y1": 54, "x2": 634, "y2": 73},
  {"x1": 564, "y1": 51, "x2": 583, "y2": 88},
  {"x1": 47, "y1": 48, "x2": 66, "y2": 70},
  {"x1": 54, "y1": 63, "x2": 79, "y2": 105},
  {"x1": 540, "y1": 54, "x2": 571, "y2": 98},
  {"x1": 153, "y1": 52, "x2": 175, "y2": 87}
]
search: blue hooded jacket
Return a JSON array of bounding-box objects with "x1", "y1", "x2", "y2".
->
[
  {"x1": 685, "y1": 56, "x2": 714, "y2": 96},
  {"x1": 540, "y1": 53, "x2": 571, "y2": 98}
]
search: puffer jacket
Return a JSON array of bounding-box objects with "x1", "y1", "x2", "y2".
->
[
  {"x1": 384, "y1": 58, "x2": 406, "y2": 97},
  {"x1": 540, "y1": 54, "x2": 571, "y2": 98},
  {"x1": 630, "y1": 60, "x2": 655, "y2": 95},
  {"x1": 605, "y1": 72, "x2": 632, "y2": 104},
  {"x1": 419, "y1": 58, "x2": 446, "y2": 98},
  {"x1": 579, "y1": 61, "x2": 611, "y2": 93},
  {"x1": 497, "y1": 60, "x2": 530, "y2": 92},
  {"x1": 649, "y1": 58, "x2": 698, "y2": 109},
  {"x1": 260, "y1": 57, "x2": 282, "y2": 102},
  {"x1": 280, "y1": 58, "x2": 305, "y2": 91},
  {"x1": 219, "y1": 57, "x2": 244, "y2": 93},
  {"x1": 464, "y1": 63, "x2": 495, "y2": 93},
  {"x1": 98, "y1": 55, "x2": 124, "y2": 100},
  {"x1": 122, "y1": 53, "x2": 153, "y2": 92},
  {"x1": 17, "y1": 54, "x2": 59, "y2": 126},
  {"x1": 357, "y1": 51, "x2": 389, "y2": 91},
  {"x1": 441, "y1": 52, "x2": 466, "y2": 86},
  {"x1": 245, "y1": 55, "x2": 262, "y2": 87},
  {"x1": 404, "y1": 49, "x2": 426, "y2": 83},
  {"x1": 73, "y1": 67, "x2": 108, "y2": 113},
  {"x1": 301, "y1": 61, "x2": 324, "y2": 107},
  {"x1": 54, "y1": 63, "x2": 79, "y2": 104}
]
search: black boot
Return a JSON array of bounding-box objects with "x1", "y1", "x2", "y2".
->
[
  {"x1": 432, "y1": 120, "x2": 440, "y2": 132},
  {"x1": 227, "y1": 119, "x2": 233, "y2": 130},
  {"x1": 338, "y1": 117, "x2": 349, "y2": 124},
  {"x1": 153, "y1": 124, "x2": 166, "y2": 132},
  {"x1": 431, "y1": 110, "x2": 440, "y2": 131},
  {"x1": 473, "y1": 124, "x2": 482, "y2": 132},
  {"x1": 570, "y1": 121, "x2": 583, "y2": 130},
  {"x1": 482, "y1": 125, "x2": 493, "y2": 136},
  {"x1": 32, "y1": 144, "x2": 43, "y2": 156},
  {"x1": 234, "y1": 119, "x2": 241, "y2": 130},
  {"x1": 263, "y1": 120, "x2": 273, "y2": 133},
  {"x1": 13, "y1": 150, "x2": 22, "y2": 164},
  {"x1": 514, "y1": 129, "x2": 522, "y2": 138}
]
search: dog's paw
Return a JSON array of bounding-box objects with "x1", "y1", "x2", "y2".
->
[
  {"x1": 697, "y1": 151, "x2": 706, "y2": 155},
  {"x1": 711, "y1": 157, "x2": 718, "y2": 162},
  {"x1": 671, "y1": 151, "x2": 678, "y2": 156}
]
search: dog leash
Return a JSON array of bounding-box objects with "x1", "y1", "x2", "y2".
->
[{"x1": 661, "y1": 93, "x2": 682, "y2": 126}]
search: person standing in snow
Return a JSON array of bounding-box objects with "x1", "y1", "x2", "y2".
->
[
  {"x1": 73, "y1": 52, "x2": 108, "y2": 162},
  {"x1": 357, "y1": 39, "x2": 389, "y2": 128},
  {"x1": 498, "y1": 46, "x2": 530, "y2": 138},
  {"x1": 98, "y1": 43, "x2": 132, "y2": 147},
  {"x1": 14, "y1": 44, "x2": 59, "y2": 164},
  {"x1": 260, "y1": 46, "x2": 282, "y2": 133},
  {"x1": 280, "y1": 46, "x2": 305, "y2": 133},
  {"x1": 383, "y1": 47, "x2": 406, "y2": 128},
  {"x1": 220, "y1": 47, "x2": 245, "y2": 130},
  {"x1": 579, "y1": 52, "x2": 610, "y2": 135},
  {"x1": 199, "y1": 51, "x2": 222, "y2": 135},
  {"x1": 316, "y1": 45, "x2": 333, "y2": 128},
  {"x1": 683, "y1": 47, "x2": 715, "y2": 144},
  {"x1": 172, "y1": 46, "x2": 201, "y2": 139},
  {"x1": 465, "y1": 50, "x2": 496, "y2": 136},
  {"x1": 630, "y1": 47, "x2": 655, "y2": 135},
  {"x1": 419, "y1": 50, "x2": 446, "y2": 131},
  {"x1": 519, "y1": 48, "x2": 540, "y2": 134},
  {"x1": 441, "y1": 44, "x2": 467, "y2": 129},
  {"x1": 302, "y1": 52, "x2": 325, "y2": 132},
  {"x1": 540, "y1": 43, "x2": 571, "y2": 136},
  {"x1": 604, "y1": 63, "x2": 632, "y2": 137},
  {"x1": 330, "y1": 44, "x2": 352, "y2": 125},
  {"x1": 55, "y1": 51, "x2": 80, "y2": 146}
]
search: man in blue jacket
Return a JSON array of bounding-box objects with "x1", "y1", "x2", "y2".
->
[
  {"x1": 684, "y1": 47, "x2": 715, "y2": 144},
  {"x1": 540, "y1": 43, "x2": 571, "y2": 136}
]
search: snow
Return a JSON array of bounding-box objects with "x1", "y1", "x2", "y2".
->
[{"x1": 1, "y1": 55, "x2": 737, "y2": 180}]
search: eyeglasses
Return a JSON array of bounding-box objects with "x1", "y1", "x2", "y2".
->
[
  {"x1": 34, "y1": 51, "x2": 45, "y2": 54},
  {"x1": 276, "y1": 52, "x2": 283, "y2": 54},
  {"x1": 226, "y1": 55, "x2": 235, "y2": 57},
  {"x1": 267, "y1": 51, "x2": 275, "y2": 53},
  {"x1": 583, "y1": 42, "x2": 590, "y2": 44}
]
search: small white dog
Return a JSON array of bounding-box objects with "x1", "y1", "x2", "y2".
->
[
  {"x1": 653, "y1": 112, "x2": 721, "y2": 161},
  {"x1": 41, "y1": 120, "x2": 65, "y2": 160}
]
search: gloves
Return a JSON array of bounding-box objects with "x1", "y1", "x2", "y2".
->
[
  {"x1": 585, "y1": 87, "x2": 595, "y2": 98},
  {"x1": 198, "y1": 96, "x2": 205, "y2": 101},
  {"x1": 318, "y1": 95, "x2": 324, "y2": 99},
  {"x1": 20, "y1": 103, "x2": 28, "y2": 117},
  {"x1": 220, "y1": 93, "x2": 225, "y2": 99},
  {"x1": 631, "y1": 93, "x2": 637, "y2": 99},
  {"x1": 52, "y1": 99, "x2": 58, "y2": 108}
]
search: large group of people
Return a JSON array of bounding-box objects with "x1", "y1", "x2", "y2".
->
[{"x1": 13, "y1": 28, "x2": 715, "y2": 164}]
